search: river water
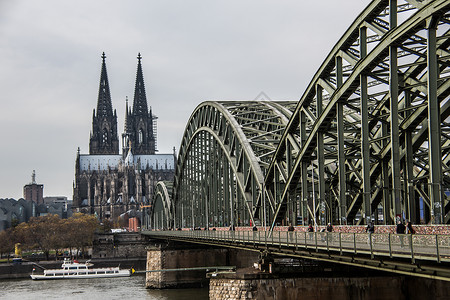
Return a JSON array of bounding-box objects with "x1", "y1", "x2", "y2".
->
[{"x1": 1, "y1": 275, "x2": 209, "y2": 300}]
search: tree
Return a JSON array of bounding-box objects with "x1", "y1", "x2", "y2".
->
[
  {"x1": 2, "y1": 212, "x2": 100, "y2": 260},
  {"x1": 66, "y1": 213, "x2": 98, "y2": 258},
  {"x1": 20, "y1": 214, "x2": 62, "y2": 260},
  {"x1": 0, "y1": 229, "x2": 14, "y2": 261}
]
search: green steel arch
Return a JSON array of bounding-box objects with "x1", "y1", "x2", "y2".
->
[
  {"x1": 173, "y1": 101, "x2": 297, "y2": 229},
  {"x1": 150, "y1": 181, "x2": 173, "y2": 230},
  {"x1": 266, "y1": 0, "x2": 450, "y2": 228}
]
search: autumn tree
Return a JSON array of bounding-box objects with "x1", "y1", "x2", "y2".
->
[
  {"x1": 2, "y1": 212, "x2": 100, "y2": 260},
  {"x1": 0, "y1": 229, "x2": 14, "y2": 261},
  {"x1": 17, "y1": 214, "x2": 63, "y2": 260},
  {"x1": 66, "y1": 213, "x2": 98, "y2": 258}
]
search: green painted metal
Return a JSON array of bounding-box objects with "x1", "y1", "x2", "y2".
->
[
  {"x1": 168, "y1": 0, "x2": 450, "y2": 230},
  {"x1": 148, "y1": 181, "x2": 173, "y2": 230},
  {"x1": 173, "y1": 101, "x2": 297, "y2": 229},
  {"x1": 265, "y1": 0, "x2": 450, "y2": 227}
]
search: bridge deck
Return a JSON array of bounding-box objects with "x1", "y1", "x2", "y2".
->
[{"x1": 143, "y1": 230, "x2": 450, "y2": 281}]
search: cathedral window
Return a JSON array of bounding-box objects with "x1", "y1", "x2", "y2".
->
[
  {"x1": 103, "y1": 129, "x2": 108, "y2": 144},
  {"x1": 138, "y1": 129, "x2": 143, "y2": 144}
]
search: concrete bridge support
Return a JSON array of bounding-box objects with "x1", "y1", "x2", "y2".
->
[
  {"x1": 209, "y1": 276, "x2": 450, "y2": 300},
  {"x1": 145, "y1": 240, "x2": 259, "y2": 288}
]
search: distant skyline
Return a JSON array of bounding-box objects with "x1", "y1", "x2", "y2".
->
[{"x1": 0, "y1": 0, "x2": 369, "y2": 199}]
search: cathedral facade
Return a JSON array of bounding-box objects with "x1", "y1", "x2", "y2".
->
[{"x1": 73, "y1": 53, "x2": 175, "y2": 221}]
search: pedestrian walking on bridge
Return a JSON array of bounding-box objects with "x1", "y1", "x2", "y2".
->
[
  {"x1": 396, "y1": 220, "x2": 406, "y2": 247},
  {"x1": 326, "y1": 223, "x2": 333, "y2": 243},
  {"x1": 366, "y1": 221, "x2": 375, "y2": 246},
  {"x1": 288, "y1": 223, "x2": 295, "y2": 241},
  {"x1": 307, "y1": 223, "x2": 314, "y2": 241}
]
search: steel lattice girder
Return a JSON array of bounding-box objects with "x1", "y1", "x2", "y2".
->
[
  {"x1": 266, "y1": 0, "x2": 450, "y2": 228},
  {"x1": 150, "y1": 181, "x2": 173, "y2": 230},
  {"x1": 173, "y1": 101, "x2": 297, "y2": 228}
]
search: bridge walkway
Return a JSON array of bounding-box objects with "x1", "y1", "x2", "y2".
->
[{"x1": 142, "y1": 230, "x2": 450, "y2": 281}]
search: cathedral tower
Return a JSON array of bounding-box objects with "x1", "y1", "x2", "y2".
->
[
  {"x1": 122, "y1": 53, "x2": 156, "y2": 157},
  {"x1": 89, "y1": 52, "x2": 119, "y2": 155}
]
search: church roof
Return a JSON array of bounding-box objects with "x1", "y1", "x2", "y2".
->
[{"x1": 79, "y1": 154, "x2": 175, "y2": 171}]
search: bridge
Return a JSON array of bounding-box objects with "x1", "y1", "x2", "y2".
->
[
  {"x1": 143, "y1": 0, "x2": 450, "y2": 285},
  {"x1": 143, "y1": 229, "x2": 450, "y2": 281}
]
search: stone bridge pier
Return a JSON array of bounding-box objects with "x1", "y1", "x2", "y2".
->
[{"x1": 145, "y1": 239, "x2": 259, "y2": 288}]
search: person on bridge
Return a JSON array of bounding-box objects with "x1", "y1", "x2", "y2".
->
[
  {"x1": 396, "y1": 220, "x2": 406, "y2": 247},
  {"x1": 307, "y1": 223, "x2": 314, "y2": 241},
  {"x1": 288, "y1": 223, "x2": 295, "y2": 241},
  {"x1": 406, "y1": 221, "x2": 415, "y2": 234},
  {"x1": 366, "y1": 221, "x2": 375, "y2": 246},
  {"x1": 326, "y1": 223, "x2": 333, "y2": 243}
]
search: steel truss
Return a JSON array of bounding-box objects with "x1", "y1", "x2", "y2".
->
[
  {"x1": 149, "y1": 181, "x2": 173, "y2": 230},
  {"x1": 173, "y1": 101, "x2": 297, "y2": 229},
  {"x1": 267, "y1": 0, "x2": 450, "y2": 227},
  {"x1": 170, "y1": 0, "x2": 450, "y2": 230}
]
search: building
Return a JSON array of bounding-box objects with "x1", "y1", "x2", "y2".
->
[
  {"x1": 0, "y1": 198, "x2": 37, "y2": 231},
  {"x1": 23, "y1": 170, "x2": 44, "y2": 205},
  {"x1": 73, "y1": 53, "x2": 175, "y2": 222}
]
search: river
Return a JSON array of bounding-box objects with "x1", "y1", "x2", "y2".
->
[{"x1": 1, "y1": 275, "x2": 209, "y2": 300}]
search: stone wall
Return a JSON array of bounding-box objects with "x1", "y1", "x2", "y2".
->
[
  {"x1": 209, "y1": 276, "x2": 450, "y2": 300},
  {"x1": 146, "y1": 245, "x2": 228, "y2": 288},
  {"x1": 92, "y1": 232, "x2": 148, "y2": 258},
  {"x1": 145, "y1": 243, "x2": 259, "y2": 289}
]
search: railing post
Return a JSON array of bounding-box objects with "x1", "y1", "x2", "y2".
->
[
  {"x1": 353, "y1": 233, "x2": 357, "y2": 254},
  {"x1": 436, "y1": 235, "x2": 441, "y2": 263},
  {"x1": 315, "y1": 232, "x2": 318, "y2": 252},
  {"x1": 265, "y1": 228, "x2": 267, "y2": 248},
  {"x1": 369, "y1": 233, "x2": 373, "y2": 259},
  {"x1": 304, "y1": 231, "x2": 307, "y2": 249},
  {"x1": 278, "y1": 231, "x2": 281, "y2": 249},
  {"x1": 339, "y1": 232, "x2": 342, "y2": 255},
  {"x1": 326, "y1": 232, "x2": 329, "y2": 251},
  {"x1": 409, "y1": 234, "x2": 415, "y2": 263},
  {"x1": 388, "y1": 233, "x2": 392, "y2": 258},
  {"x1": 295, "y1": 231, "x2": 298, "y2": 251}
]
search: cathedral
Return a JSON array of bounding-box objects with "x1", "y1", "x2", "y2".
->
[{"x1": 73, "y1": 53, "x2": 175, "y2": 222}]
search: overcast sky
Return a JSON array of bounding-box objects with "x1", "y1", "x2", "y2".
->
[{"x1": 0, "y1": 0, "x2": 369, "y2": 199}]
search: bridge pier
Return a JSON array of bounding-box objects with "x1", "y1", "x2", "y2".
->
[
  {"x1": 209, "y1": 271, "x2": 450, "y2": 300},
  {"x1": 207, "y1": 252, "x2": 450, "y2": 299},
  {"x1": 145, "y1": 239, "x2": 259, "y2": 288}
]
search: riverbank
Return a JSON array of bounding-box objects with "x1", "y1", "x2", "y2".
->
[{"x1": 0, "y1": 257, "x2": 146, "y2": 280}]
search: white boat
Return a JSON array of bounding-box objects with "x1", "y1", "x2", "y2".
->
[{"x1": 30, "y1": 258, "x2": 131, "y2": 280}]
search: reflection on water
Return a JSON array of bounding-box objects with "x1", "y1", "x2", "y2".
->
[{"x1": 1, "y1": 275, "x2": 209, "y2": 300}]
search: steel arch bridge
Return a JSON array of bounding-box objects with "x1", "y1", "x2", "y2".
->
[
  {"x1": 148, "y1": 181, "x2": 173, "y2": 230},
  {"x1": 164, "y1": 0, "x2": 450, "y2": 230},
  {"x1": 172, "y1": 101, "x2": 298, "y2": 228}
]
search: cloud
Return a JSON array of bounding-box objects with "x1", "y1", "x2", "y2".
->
[{"x1": 0, "y1": 0, "x2": 369, "y2": 199}]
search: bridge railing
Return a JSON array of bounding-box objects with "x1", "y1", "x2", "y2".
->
[{"x1": 144, "y1": 230, "x2": 449, "y2": 263}]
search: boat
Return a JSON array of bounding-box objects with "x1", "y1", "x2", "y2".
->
[{"x1": 30, "y1": 258, "x2": 132, "y2": 280}]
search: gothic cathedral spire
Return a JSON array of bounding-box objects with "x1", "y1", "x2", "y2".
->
[
  {"x1": 122, "y1": 53, "x2": 156, "y2": 157},
  {"x1": 90, "y1": 52, "x2": 119, "y2": 155},
  {"x1": 133, "y1": 53, "x2": 148, "y2": 116}
]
